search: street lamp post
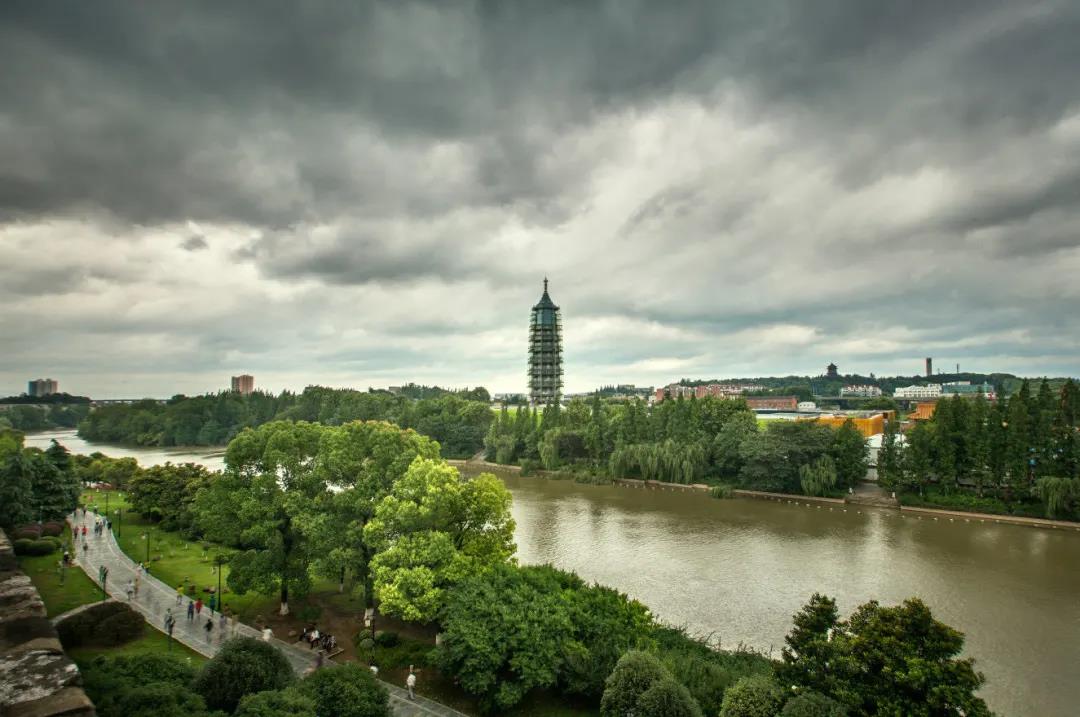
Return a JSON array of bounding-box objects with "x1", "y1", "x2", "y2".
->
[{"x1": 115, "y1": 508, "x2": 122, "y2": 537}]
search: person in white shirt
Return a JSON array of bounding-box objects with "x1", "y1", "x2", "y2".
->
[
  {"x1": 369, "y1": 662, "x2": 379, "y2": 677},
  {"x1": 406, "y1": 669, "x2": 416, "y2": 700}
]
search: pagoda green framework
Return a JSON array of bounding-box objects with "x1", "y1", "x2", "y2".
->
[{"x1": 528, "y1": 278, "x2": 563, "y2": 405}]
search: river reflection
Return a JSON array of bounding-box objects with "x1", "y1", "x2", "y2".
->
[{"x1": 26, "y1": 430, "x2": 1080, "y2": 716}]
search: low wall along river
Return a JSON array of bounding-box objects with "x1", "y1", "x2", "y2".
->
[{"x1": 26, "y1": 430, "x2": 1080, "y2": 717}]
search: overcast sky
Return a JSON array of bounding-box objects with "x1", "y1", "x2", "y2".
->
[{"x1": 3, "y1": 1, "x2": 1080, "y2": 398}]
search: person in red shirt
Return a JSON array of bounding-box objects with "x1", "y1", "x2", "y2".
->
[{"x1": 195, "y1": 598, "x2": 203, "y2": 617}]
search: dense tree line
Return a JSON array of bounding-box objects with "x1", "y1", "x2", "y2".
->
[
  {"x1": 77, "y1": 385, "x2": 493, "y2": 458},
  {"x1": 0, "y1": 402, "x2": 89, "y2": 431},
  {"x1": 0, "y1": 431, "x2": 81, "y2": 530},
  {"x1": 93, "y1": 417, "x2": 990, "y2": 715},
  {"x1": 879, "y1": 379, "x2": 1080, "y2": 519},
  {"x1": 485, "y1": 395, "x2": 868, "y2": 494}
]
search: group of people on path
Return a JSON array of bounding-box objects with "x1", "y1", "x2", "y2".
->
[
  {"x1": 74, "y1": 506, "x2": 426, "y2": 705},
  {"x1": 299, "y1": 625, "x2": 338, "y2": 653}
]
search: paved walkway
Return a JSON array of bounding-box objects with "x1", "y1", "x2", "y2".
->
[{"x1": 67, "y1": 512, "x2": 468, "y2": 717}]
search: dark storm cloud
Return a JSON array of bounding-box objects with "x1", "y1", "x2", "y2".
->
[
  {"x1": 180, "y1": 235, "x2": 208, "y2": 252},
  {"x1": 3, "y1": 1, "x2": 1080, "y2": 394}
]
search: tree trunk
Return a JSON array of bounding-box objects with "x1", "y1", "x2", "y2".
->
[{"x1": 280, "y1": 580, "x2": 289, "y2": 615}]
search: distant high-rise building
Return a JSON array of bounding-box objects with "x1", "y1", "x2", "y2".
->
[
  {"x1": 925, "y1": 357, "x2": 933, "y2": 377},
  {"x1": 826, "y1": 363, "x2": 839, "y2": 379},
  {"x1": 231, "y1": 374, "x2": 255, "y2": 395},
  {"x1": 27, "y1": 378, "x2": 58, "y2": 397},
  {"x1": 528, "y1": 278, "x2": 563, "y2": 405}
]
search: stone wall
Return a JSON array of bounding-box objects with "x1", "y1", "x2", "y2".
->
[{"x1": 0, "y1": 529, "x2": 95, "y2": 717}]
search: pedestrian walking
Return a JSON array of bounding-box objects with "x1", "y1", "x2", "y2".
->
[
  {"x1": 101, "y1": 566, "x2": 108, "y2": 590},
  {"x1": 195, "y1": 598, "x2": 203, "y2": 617},
  {"x1": 204, "y1": 617, "x2": 213, "y2": 643},
  {"x1": 369, "y1": 662, "x2": 379, "y2": 677},
  {"x1": 175, "y1": 584, "x2": 184, "y2": 605},
  {"x1": 187, "y1": 599, "x2": 195, "y2": 622},
  {"x1": 406, "y1": 669, "x2": 417, "y2": 700},
  {"x1": 125, "y1": 580, "x2": 134, "y2": 601},
  {"x1": 261, "y1": 627, "x2": 273, "y2": 642},
  {"x1": 218, "y1": 612, "x2": 228, "y2": 643},
  {"x1": 208, "y1": 594, "x2": 217, "y2": 614}
]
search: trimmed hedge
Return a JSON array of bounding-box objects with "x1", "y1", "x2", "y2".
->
[
  {"x1": 13, "y1": 539, "x2": 58, "y2": 556},
  {"x1": 13, "y1": 525, "x2": 42, "y2": 540},
  {"x1": 57, "y1": 602, "x2": 145, "y2": 648},
  {"x1": 41, "y1": 521, "x2": 64, "y2": 537}
]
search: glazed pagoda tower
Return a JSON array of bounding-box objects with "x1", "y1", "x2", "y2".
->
[{"x1": 528, "y1": 278, "x2": 563, "y2": 405}]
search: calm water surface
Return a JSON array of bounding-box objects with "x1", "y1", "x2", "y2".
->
[{"x1": 28, "y1": 430, "x2": 1080, "y2": 717}]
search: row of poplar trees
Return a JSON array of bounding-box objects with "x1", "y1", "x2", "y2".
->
[{"x1": 878, "y1": 379, "x2": 1080, "y2": 517}]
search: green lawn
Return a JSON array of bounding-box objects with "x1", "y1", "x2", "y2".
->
[
  {"x1": 16, "y1": 526, "x2": 103, "y2": 617},
  {"x1": 68, "y1": 627, "x2": 206, "y2": 664}
]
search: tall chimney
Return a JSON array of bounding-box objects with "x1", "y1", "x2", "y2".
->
[{"x1": 925, "y1": 357, "x2": 933, "y2": 378}]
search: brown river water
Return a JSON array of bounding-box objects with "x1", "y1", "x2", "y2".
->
[{"x1": 27, "y1": 430, "x2": 1080, "y2": 716}]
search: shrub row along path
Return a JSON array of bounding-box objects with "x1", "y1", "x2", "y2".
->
[{"x1": 66, "y1": 511, "x2": 467, "y2": 717}]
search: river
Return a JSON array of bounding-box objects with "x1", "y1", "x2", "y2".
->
[{"x1": 26, "y1": 430, "x2": 1080, "y2": 717}]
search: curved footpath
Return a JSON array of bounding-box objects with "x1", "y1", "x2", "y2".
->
[{"x1": 66, "y1": 512, "x2": 468, "y2": 717}]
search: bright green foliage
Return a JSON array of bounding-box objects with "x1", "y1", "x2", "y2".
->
[
  {"x1": 601, "y1": 650, "x2": 703, "y2": 717},
  {"x1": 829, "y1": 420, "x2": 868, "y2": 489},
  {"x1": 79, "y1": 653, "x2": 210, "y2": 717},
  {"x1": 364, "y1": 458, "x2": 515, "y2": 622},
  {"x1": 738, "y1": 422, "x2": 837, "y2": 493},
  {"x1": 128, "y1": 462, "x2": 214, "y2": 534},
  {"x1": 196, "y1": 421, "x2": 326, "y2": 613},
  {"x1": 192, "y1": 637, "x2": 295, "y2": 713},
  {"x1": 718, "y1": 674, "x2": 785, "y2": 717},
  {"x1": 1034, "y1": 477, "x2": 1079, "y2": 519},
  {"x1": 877, "y1": 419, "x2": 902, "y2": 488},
  {"x1": 781, "y1": 691, "x2": 848, "y2": 717},
  {"x1": 300, "y1": 421, "x2": 440, "y2": 604},
  {"x1": 779, "y1": 594, "x2": 840, "y2": 697},
  {"x1": 609, "y1": 440, "x2": 706, "y2": 484},
  {"x1": 799, "y1": 456, "x2": 837, "y2": 497},
  {"x1": 234, "y1": 689, "x2": 317, "y2": 717},
  {"x1": 636, "y1": 678, "x2": 704, "y2": 717},
  {"x1": 296, "y1": 663, "x2": 391, "y2": 717},
  {"x1": 73, "y1": 454, "x2": 141, "y2": 490},
  {"x1": 600, "y1": 650, "x2": 669, "y2": 715},
  {"x1": 651, "y1": 627, "x2": 773, "y2": 714},
  {"x1": 438, "y1": 563, "x2": 653, "y2": 711},
  {"x1": 780, "y1": 595, "x2": 991, "y2": 717}
]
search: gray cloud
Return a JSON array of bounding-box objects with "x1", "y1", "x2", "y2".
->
[
  {"x1": 2, "y1": 1, "x2": 1080, "y2": 396},
  {"x1": 180, "y1": 235, "x2": 208, "y2": 252}
]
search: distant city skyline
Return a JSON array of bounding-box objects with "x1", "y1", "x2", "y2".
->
[{"x1": 4, "y1": 3, "x2": 1080, "y2": 398}]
